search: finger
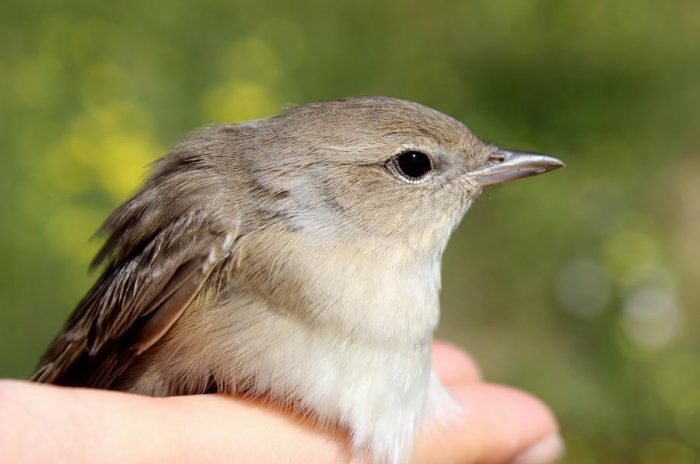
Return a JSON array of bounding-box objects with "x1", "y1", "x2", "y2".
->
[
  {"x1": 0, "y1": 380, "x2": 352, "y2": 464},
  {"x1": 1, "y1": 379, "x2": 179, "y2": 462},
  {"x1": 158, "y1": 394, "x2": 353, "y2": 463},
  {"x1": 432, "y1": 341, "x2": 482, "y2": 384},
  {"x1": 412, "y1": 383, "x2": 562, "y2": 464},
  {"x1": 1, "y1": 376, "x2": 562, "y2": 464}
]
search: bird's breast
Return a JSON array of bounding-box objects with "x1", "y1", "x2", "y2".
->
[
  {"x1": 234, "y1": 227, "x2": 443, "y2": 344},
  {"x1": 129, "y1": 227, "x2": 447, "y2": 461}
]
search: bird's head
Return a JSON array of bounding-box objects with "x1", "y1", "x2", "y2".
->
[{"x1": 218, "y1": 97, "x2": 563, "y2": 262}]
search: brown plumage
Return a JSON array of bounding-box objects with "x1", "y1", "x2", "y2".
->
[{"x1": 33, "y1": 150, "x2": 236, "y2": 387}]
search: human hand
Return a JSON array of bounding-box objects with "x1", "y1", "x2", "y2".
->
[{"x1": 0, "y1": 342, "x2": 562, "y2": 463}]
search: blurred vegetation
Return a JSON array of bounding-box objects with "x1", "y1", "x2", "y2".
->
[{"x1": 1, "y1": 1, "x2": 699, "y2": 462}]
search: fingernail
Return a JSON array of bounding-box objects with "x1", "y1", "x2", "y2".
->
[{"x1": 513, "y1": 434, "x2": 564, "y2": 464}]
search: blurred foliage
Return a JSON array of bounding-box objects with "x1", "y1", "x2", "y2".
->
[{"x1": 1, "y1": 1, "x2": 699, "y2": 462}]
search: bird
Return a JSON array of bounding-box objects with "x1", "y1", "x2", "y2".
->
[{"x1": 33, "y1": 96, "x2": 563, "y2": 463}]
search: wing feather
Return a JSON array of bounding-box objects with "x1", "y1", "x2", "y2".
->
[{"x1": 32, "y1": 150, "x2": 240, "y2": 388}]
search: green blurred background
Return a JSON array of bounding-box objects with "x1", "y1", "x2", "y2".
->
[{"x1": 1, "y1": 1, "x2": 699, "y2": 462}]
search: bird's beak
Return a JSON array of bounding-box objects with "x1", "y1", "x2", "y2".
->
[{"x1": 468, "y1": 148, "x2": 565, "y2": 188}]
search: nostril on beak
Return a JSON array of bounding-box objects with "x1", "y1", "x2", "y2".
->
[
  {"x1": 469, "y1": 149, "x2": 564, "y2": 188},
  {"x1": 488, "y1": 153, "x2": 506, "y2": 165}
]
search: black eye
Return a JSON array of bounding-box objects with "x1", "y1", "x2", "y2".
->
[{"x1": 393, "y1": 151, "x2": 433, "y2": 181}]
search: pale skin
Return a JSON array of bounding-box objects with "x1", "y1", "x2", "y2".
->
[{"x1": 0, "y1": 342, "x2": 561, "y2": 463}]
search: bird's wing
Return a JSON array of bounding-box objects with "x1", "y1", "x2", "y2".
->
[{"x1": 32, "y1": 155, "x2": 241, "y2": 388}]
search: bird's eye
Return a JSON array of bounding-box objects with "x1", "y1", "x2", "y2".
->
[{"x1": 392, "y1": 151, "x2": 433, "y2": 182}]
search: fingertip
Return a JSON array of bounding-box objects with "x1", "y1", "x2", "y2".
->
[
  {"x1": 414, "y1": 383, "x2": 560, "y2": 463},
  {"x1": 514, "y1": 434, "x2": 565, "y2": 464},
  {"x1": 432, "y1": 341, "x2": 482, "y2": 384}
]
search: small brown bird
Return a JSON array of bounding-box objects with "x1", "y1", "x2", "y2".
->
[{"x1": 33, "y1": 97, "x2": 563, "y2": 463}]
